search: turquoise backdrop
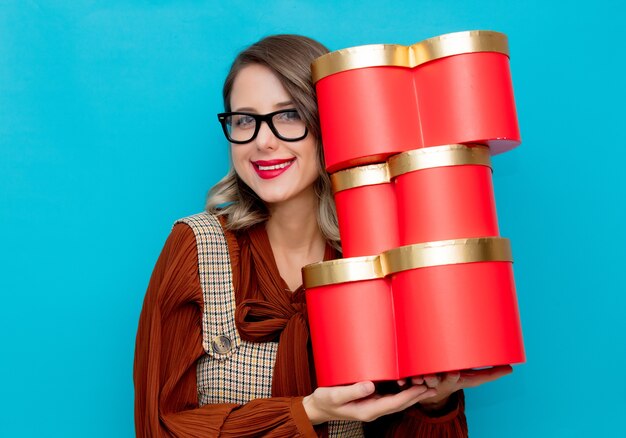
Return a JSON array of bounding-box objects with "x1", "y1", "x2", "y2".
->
[{"x1": 1, "y1": 1, "x2": 624, "y2": 436}]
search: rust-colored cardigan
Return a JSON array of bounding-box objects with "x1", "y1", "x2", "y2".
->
[{"x1": 134, "y1": 221, "x2": 467, "y2": 437}]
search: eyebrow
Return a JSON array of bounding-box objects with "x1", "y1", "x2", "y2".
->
[{"x1": 232, "y1": 101, "x2": 295, "y2": 112}]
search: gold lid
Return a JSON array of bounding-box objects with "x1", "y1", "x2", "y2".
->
[
  {"x1": 388, "y1": 144, "x2": 491, "y2": 179},
  {"x1": 411, "y1": 30, "x2": 509, "y2": 68},
  {"x1": 302, "y1": 255, "x2": 384, "y2": 289},
  {"x1": 380, "y1": 237, "x2": 512, "y2": 275},
  {"x1": 312, "y1": 44, "x2": 411, "y2": 83},
  {"x1": 312, "y1": 30, "x2": 509, "y2": 83},
  {"x1": 331, "y1": 163, "x2": 390, "y2": 193}
]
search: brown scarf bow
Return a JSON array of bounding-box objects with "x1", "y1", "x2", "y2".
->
[
  {"x1": 236, "y1": 296, "x2": 311, "y2": 397},
  {"x1": 235, "y1": 225, "x2": 332, "y2": 398}
]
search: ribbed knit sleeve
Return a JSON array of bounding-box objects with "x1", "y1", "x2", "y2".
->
[{"x1": 133, "y1": 223, "x2": 317, "y2": 437}]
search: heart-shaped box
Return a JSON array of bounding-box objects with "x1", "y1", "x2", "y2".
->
[
  {"x1": 312, "y1": 30, "x2": 520, "y2": 173},
  {"x1": 303, "y1": 237, "x2": 525, "y2": 386}
]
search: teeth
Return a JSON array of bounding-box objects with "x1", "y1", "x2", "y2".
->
[{"x1": 258, "y1": 161, "x2": 293, "y2": 171}]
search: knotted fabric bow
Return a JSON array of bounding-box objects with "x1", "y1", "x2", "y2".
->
[{"x1": 235, "y1": 224, "x2": 331, "y2": 398}]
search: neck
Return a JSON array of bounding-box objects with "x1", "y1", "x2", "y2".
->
[
  {"x1": 265, "y1": 188, "x2": 326, "y2": 291},
  {"x1": 265, "y1": 187, "x2": 324, "y2": 255}
]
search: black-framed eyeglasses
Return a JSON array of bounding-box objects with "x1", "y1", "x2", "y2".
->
[{"x1": 217, "y1": 109, "x2": 308, "y2": 144}]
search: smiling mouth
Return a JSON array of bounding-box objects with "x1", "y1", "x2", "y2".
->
[
  {"x1": 252, "y1": 158, "x2": 296, "y2": 171},
  {"x1": 257, "y1": 161, "x2": 293, "y2": 171},
  {"x1": 251, "y1": 158, "x2": 296, "y2": 180}
]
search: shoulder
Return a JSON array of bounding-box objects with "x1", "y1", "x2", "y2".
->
[
  {"x1": 154, "y1": 212, "x2": 223, "y2": 264},
  {"x1": 175, "y1": 211, "x2": 222, "y2": 230},
  {"x1": 173, "y1": 211, "x2": 240, "y2": 267},
  {"x1": 174, "y1": 211, "x2": 238, "y2": 243}
]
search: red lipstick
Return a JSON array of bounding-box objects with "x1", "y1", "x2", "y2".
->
[{"x1": 251, "y1": 158, "x2": 296, "y2": 179}]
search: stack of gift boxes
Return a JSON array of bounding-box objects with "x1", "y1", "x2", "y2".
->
[{"x1": 301, "y1": 30, "x2": 526, "y2": 387}]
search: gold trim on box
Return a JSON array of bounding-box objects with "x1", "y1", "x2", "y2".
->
[
  {"x1": 331, "y1": 163, "x2": 391, "y2": 193},
  {"x1": 312, "y1": 30, "x2": 509, "y2": 83},
  {"x1": 312, "y1": 44, "x2": 411, "y2": 83},
  {"x1": 411, "y1": 30, "x2": 509, "y2": 67},
  {"x1": 302, "y1": 255, "x2": 384, "y2": 289},
  {"x1": 387, "y1": 144, "x2": 491, "y2": 178},
  {"x1": 380, "y1": 237, "x2": 512, "y2": 275}
]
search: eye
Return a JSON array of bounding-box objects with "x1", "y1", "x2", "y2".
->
[
  {"x1": 233, "y1": 114, "x2": 256, "y2": 129},
  {"x1": 276, "y1": 110, "x2": 302, "y2": 122}
]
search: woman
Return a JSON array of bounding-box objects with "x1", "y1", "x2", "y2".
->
[{"x1": 134, "y1": 34, "x2": 511, "y2": 437}]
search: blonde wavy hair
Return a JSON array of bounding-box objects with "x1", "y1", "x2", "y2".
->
[{"x1": 206, "y1": 35, "x2": 340, "y2": 248}]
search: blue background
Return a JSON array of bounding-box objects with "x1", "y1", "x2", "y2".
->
[{"x1": 1, "y1": 1, "x2": 624, "y2": 436}]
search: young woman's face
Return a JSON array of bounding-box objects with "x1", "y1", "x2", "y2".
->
[{"x1": 229, "y1": 64, "x2": 319, "y2": 207}]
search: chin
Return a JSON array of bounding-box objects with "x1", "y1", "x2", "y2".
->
[
  {"x1": 257, "y1": 185, "x2": 316, "y2": 207},
  {"x1": 257, "y1": 192, "x2": 295, "y2": 205},
  {"x1": 244, "y1": 173, "x2": 318, "y2": 206}
]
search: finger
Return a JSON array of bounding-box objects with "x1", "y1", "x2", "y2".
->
[
  {"x1": 441, "y1": 371, "x2": 461, "y2": 387},
  {"x1": 396, "y1": 386, "x2": 438, "y2": 411},
  {"x1": 462, "y1": 365, "x2": 512, "y2": 380},
  {"x1": 417, "y1": 372, "x2": 462, "y2": 406},
  {"x1": 407, "y1": 387, "x2": 438, "y2": 406},
  {"x1": 424, "y1": 374, "x2": 441, "y2": 388},
  {"x1": 397, "y1": 378, "x2": 407, "y2": 386},
  {"x1": 328, "y1": 381, "x2": 376, "y2": 405},
  {"x1": 351, "y1": 385, "x2": 434, "y2": 419},
  {"x1": 410, "y1": 376, "x2": 424, "y2": 385},
  {"x1": 459, "y1": 365, "x2": 513, "y2": 388}
]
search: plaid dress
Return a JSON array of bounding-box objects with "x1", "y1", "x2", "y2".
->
[{"x1": 177, "y1": 213, "x2": 363, "y2": 437}]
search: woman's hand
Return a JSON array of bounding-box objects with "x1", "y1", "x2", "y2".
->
[
  {"x1": 414, "y1": 365, "x2": 513, "y2": 412},
  {"x1": 303, "y1": 381, "x2": 437, "y2": 425}
]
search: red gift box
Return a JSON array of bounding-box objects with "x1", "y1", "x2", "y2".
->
[
  {"x1": 381, "y1": 237, "x2": 525, "y2": 376},
  {"x1": 389, "y1": 144, "x2": 499, "y2": 245},
  {"x1": 303, "y1": 256, "x2": 398, "y2": 387},
  {"x1": 331, "y1": 163, "x2": 400, "y2": 257},
  {"x1": 303, "y1": 237, "x2": 525, "y2": 386},
  {"x1": 312, "y1": 30, "x2": 520, "y2": 172}
]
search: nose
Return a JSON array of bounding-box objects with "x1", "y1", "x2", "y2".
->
[{"x1": 254, "y1": 120, "x2": 278, "y2": 151}]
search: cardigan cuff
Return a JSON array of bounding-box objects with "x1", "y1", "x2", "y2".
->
[{"x1": 291, "y1": 397, "x2": 318, "y2": 438}]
